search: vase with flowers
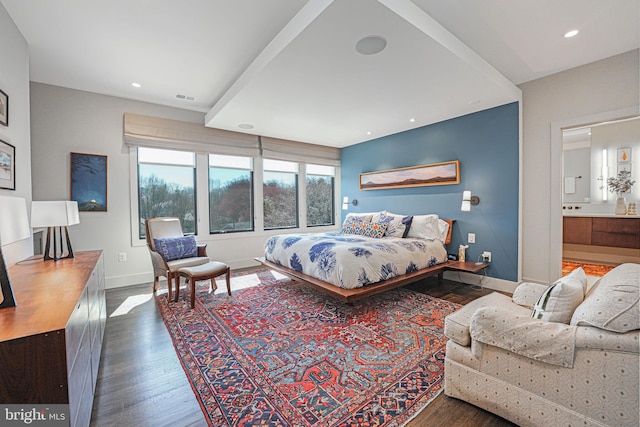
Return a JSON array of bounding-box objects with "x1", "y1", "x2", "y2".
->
[{"x1": 607, "y1": 170, "x2": 636, "y2": 215}]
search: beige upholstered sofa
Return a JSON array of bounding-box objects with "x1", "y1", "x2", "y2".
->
[{"x1": 444, "y1": 263, "x2": 639, "y2": 427}]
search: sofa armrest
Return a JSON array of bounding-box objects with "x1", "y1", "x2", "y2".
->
[
  {"x1": 576, "y1": 326, "x2": 640, "y2": 353},
  {"x1": 511, "y1": 281, "x2": 548, "y2": 308},
  {"x1": 197, "y1": 244, "x2": 208, "y2": 257},
  {"x1": 470, "y1": 306, "x2": 577, "y2": 367}
]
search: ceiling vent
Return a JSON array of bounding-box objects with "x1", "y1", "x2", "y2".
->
[{"x1": 176, "y1": 94, "x2": 196, "y2": 101}]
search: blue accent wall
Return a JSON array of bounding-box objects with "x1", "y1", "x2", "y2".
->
[{"x1": 341, "y1": 102, "x2": 519, "y2": 281}]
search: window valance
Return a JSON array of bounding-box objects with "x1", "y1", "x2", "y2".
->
[
  {"x1": 261, "y1": 136, "x2": 340, "y2": 166},
  {"x1": 124, "y1": 113, "x2": 341, "y2": 165},
  {"x1": 123, "y1": 113, "x2": 260, "y2": 157}
]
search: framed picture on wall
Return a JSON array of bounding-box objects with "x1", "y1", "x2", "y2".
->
[
  {"x1": 617, "y1": 147, "x2": 631, "y2": 163},
  {"x1": 0, "y1": 139, "x2": 15, "y2": 190},
  {"x1": 617, "y1": 163, "x2": 631, "y2": 175},
  {"x1": 0, "y1": 89, "x2": 8, "y2": 127},
  {"x1": 70, "y1": 152, "x2": 107, "y2": 211},
  {"x1": 359, "y1": 160, "x2": 460, "y2": 190}
]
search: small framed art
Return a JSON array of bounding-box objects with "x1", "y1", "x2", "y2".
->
[
  {"x1": 0, "y1": 89, "x2": 7, "y2": 127},
  {"x1": 617, "y1": 147, "x2": 631, "y2": 163},
  {"x1": 0, "y1": 138, "x2": 15, "y2": 190},
  {"x1": 70, "y1": 152, "x2": 108, "y2": 211}
]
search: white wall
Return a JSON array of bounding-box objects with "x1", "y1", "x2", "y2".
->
[
  {"x1": 30, "y1": 83, "x2": 207, "y2": 288},
  {"x1": 520, "y1": 49, "x2": 639, "y2": 283},
  {"x1": 0, "y1": 5, "x2": 33, "y2": 265}
]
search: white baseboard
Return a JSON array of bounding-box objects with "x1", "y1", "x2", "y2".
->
[{"x1": 443, "y1": 270, "x2": 518, "y2": 294}]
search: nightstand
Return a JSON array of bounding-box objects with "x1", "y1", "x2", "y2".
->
[{"x1": 437, "y1": 261, "x2": 489, "y2": 284}]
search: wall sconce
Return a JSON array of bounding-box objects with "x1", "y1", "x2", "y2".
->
[
  {"x1": 31, "y1": 201, "x2": 80, "y2": 261},
  {"x1": 461, "y1": 191, "x2": 480, "y2": 211},
  {"x1": 0, "y1": 196, "x2": 31, "y2": 308},
  {"x1": 601, "y1": 148, "x2": 608, "y2": 201},
  {"x1": 342, "y1": 197, "x2": 359, "y2": 210}
]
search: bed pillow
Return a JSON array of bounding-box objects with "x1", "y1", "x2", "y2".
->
[
  {"x1": 406, "y1": 214, "x2": 441, "y2": 240},
  {"x1": 437, "y1": 219, "x2": 450, "y2": 242},
  {"x1": 377, "y1": 211, "x2": 413, "y2": 238},
  {"x1": 341, "y1": 221, "x2": 388, "y2": 238},
  {"x1": 153, "y1": 235, "x2": 198, "y2": 261},
  {"x1": 530, "y1": 267, "x2": 587, "y2": 324},
  {"x1": 341, "y1": 212, "x2": 374, "y2": 228}
]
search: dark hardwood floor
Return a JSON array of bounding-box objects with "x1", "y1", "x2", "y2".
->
[{"x1": 90, "y1": 271, "x2": 514, "y2": 427}]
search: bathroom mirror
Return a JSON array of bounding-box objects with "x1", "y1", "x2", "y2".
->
[{"x1": 563, "y1": 116, "x2": 639, "y2": 206}]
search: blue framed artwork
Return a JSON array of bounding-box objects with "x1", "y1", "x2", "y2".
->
[{"x1": 70, "y1": 152, "x2": 107, "y2": 211}]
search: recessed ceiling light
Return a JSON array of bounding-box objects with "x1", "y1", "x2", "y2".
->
[
  {"x1": 238, "y1": 123, "x2": 254, "y2": 130},
  {"x1": 131, "y1": 82, "x2": 142, "y2": 88},
  {"x1": 409, "y1": 118, "x2": 416, "y2": 123},
  {"x1": 564, "y1": 30, "x2": 579, "y2": 38},
  {"x1": 355, "y1": 36, "x2": 387, "y2": 55},
  {"x1": 366, "y1": 131, "x2": 372, "y2": 135}
]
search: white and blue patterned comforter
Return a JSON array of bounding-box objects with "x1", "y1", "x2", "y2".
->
[{"x1": 264, "y1": 232, "x2": 447, "y2": 290}]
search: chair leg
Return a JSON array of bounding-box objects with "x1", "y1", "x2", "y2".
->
[
  {"x1": 190, "y1": 278, "x2": 196, "y2": 309},
  {"x1": 153, "y1": 276, "x2": 159, "y2": 292},
  {"x1": 173, "y1": 273, "x2": 180, "y2": 302},
  {"x1": 167, "y1": 273, "x2": 180, "y2": 301},
  {"x1": 225, "y1": 267, "x2": 231, "y2": 296}
]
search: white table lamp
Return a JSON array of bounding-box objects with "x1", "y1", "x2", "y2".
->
[{"x1": 31, "y1": 201, "x2": 80, "y2": 261}]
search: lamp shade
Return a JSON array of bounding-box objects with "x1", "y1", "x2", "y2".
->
[
  {"x1": 461, "y1": 191, "x2": 472, "y2": 211},
  {"x1": 0, "y1": 196, "x2": 30, "y2": 246},
  {"x1": 31, "y1": 201, "x2": 80, "y2": 228}
]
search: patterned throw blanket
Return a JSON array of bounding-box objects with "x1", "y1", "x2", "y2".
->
[{"x1": 265, "y1": 232, "x2": 447, "y2": 289}]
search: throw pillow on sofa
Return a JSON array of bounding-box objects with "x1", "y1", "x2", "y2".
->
[
  {"x1": 571, "y1": 263, "x2": 640, "y2": 333},
  {"x1": 531, "y1": 267, "x2": 587, "y2": 324}
]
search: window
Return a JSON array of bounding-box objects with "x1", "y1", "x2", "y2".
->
[
  {"x1": 306, "y1": 164, "x2": 335, "y2": 227},
  {"x1": 209, "y1": 154, "x2": 254, "y2": 233},
  {"x1": 137, "y1": 147, "x2": 196, "y2": 238},
  {"x1": 263, "y1": 159, "x2": 298, "y2": 230}
]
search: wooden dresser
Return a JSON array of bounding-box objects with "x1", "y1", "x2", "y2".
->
[{"x1": 0, "y1": 251, "x2": 106, "y2": 427}]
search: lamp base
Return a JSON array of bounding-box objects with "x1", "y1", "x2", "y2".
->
[
  {"x1": 43, "y1": 226, "x2": 75, "y2": 262},
  {"x1": 0, "y1": 248, "x2": 17, "y2": 309}
]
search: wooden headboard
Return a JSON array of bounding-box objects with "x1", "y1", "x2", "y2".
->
[{"x1": 443, "y1": 219, "x2": 455, "y2": 245}]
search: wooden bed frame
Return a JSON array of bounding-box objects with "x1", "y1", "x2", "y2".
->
[{"x1": 255, "y1": 219, "x2": 457, "y2": 303}]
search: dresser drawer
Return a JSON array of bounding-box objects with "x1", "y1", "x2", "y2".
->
[
  {"x1": 592, "y1": 217, "x2": 639, "y2": 233},
  {"x1": 66, "y1": 286, "x2": 89, "y2": 373}
]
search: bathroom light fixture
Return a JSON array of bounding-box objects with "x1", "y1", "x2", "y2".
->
[
  {"x1": 461, "y1": 191, "x2": 479, "y2": 211},
  {"x1": 31, "y1": 201, "x2": 80, "y2": 261},
  {"x1": 602, "y1": 149, "x2": 608, "y2": 201}
]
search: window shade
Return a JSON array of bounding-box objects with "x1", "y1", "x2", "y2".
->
[
  {"x1": 123, "y1": 113, "x2": 260, "y2": 157},
  {"x1": 261, "y1": 136, "x2": 340, "y2": 166}
]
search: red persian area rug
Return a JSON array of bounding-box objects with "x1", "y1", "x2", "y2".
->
[
  {"x1": 156, "y1": 269, "x2": 461, "y2": 427},
  {"x1": 562, "y1": 261, "x2": 616, "y2": 277}
]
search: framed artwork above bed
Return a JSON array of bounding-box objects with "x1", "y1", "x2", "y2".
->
[{"x1": 359, "y1": 160, "x2": 460, "y2": 190}]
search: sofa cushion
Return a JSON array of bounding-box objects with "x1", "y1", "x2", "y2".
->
[
  {"x1": 531, "y1": 267, "x2": 587, "y2": 324},
  {"x1": 444, "y1": 292, "x2": 522, "y2": 346},
  {"x1": 571, "y1": 263, "x2": 639, "y2": 333},
  {"x1": 153, "y1": 235, "x2": 198, "y2": 261},
  {"x1": 512, "y1": 281, "x2": 549, "y2": 308}
]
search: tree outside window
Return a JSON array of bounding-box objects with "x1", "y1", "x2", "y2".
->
[
  {"x1": 306, "y1": 164, "x2": 335, "y2": 227},
  {"x1": 264, "y1": 159, "x2": 298, "y2": 229},
  {"x1": 209, "y1": 155, "x2": 254, "y2": 233},
  {"x1": 137, "y1": 148, "x2": 196, "y2": 239}
]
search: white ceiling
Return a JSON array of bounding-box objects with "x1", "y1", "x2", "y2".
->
[{"x1": 2, "y1": 0, "x2": 638, "y2": 148}]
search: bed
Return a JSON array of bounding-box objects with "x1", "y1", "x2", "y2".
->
[{"x1": 256, "y1": 211, "x2": 455, "y2": 303}]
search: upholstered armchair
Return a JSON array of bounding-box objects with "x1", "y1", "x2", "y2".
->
[{"x1": 145, "y1": 217, "x2": 210, "y2": 300}]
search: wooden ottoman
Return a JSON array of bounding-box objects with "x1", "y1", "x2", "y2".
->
[{"x1": 176, "y1": 261, "x2": 230, "y2": 308}]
